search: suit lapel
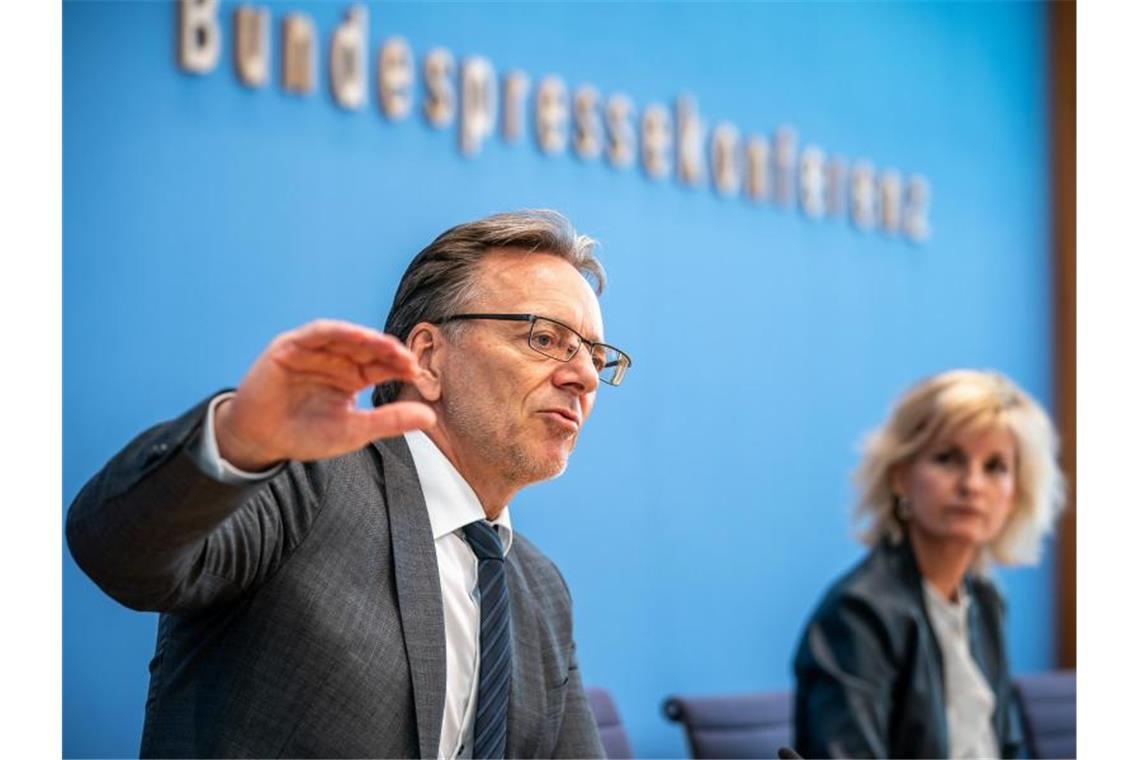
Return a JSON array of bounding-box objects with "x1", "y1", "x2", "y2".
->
[
  {"x1": 965, "y1": 580, "x2": 1017, "y2": 749},
  {"x1": 374, "y1": 436, "x2": 446, "y2": 759},
  {"x1": 504, "y1": 557, "x2": 547, "y2": 758},
  {"x1": 897, "y1": 538, "x2": 950, "y2": 757}
]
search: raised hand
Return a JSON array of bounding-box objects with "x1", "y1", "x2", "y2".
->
[{"x1": 214, "y1": 320, "x2": 436, "y2": 470}]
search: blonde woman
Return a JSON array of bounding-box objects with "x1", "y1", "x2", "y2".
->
[{"x1": 793, "y1": 370, "x2": 1066, "y2": 759}]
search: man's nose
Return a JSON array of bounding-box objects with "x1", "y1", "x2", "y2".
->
[{"x1": 554, "y1": 345, "x2": 600, "y2": 394}]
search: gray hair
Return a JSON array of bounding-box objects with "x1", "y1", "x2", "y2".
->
[
  {"x1": 372, "y1": 209, "x2": 605, "y2": 406},
  {"x1": 853, "y1": 369, "x2": 1068, "y2": 570}
]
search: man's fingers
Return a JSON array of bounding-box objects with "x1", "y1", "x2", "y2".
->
[
  {"x1": 289, "y1": 319, "x2": 379, "y2": 346},
  {"x1": 322, "y1": 337, "x2": 414, "y2": 372},
  {"x1": 272, "y1": 346, "x2": 371, "y2": 390},
  {"x1": 275, "y1": 344, "x2": 417, "y2": 389},
  {"x1": 346, "y1": 402, "x2": 437, "y2": 443},
  {"x1": 291, "y1": 320, "x2": 410, "y2": 358},
  {"x1": 282, "y1": 321, "x2": 417, "y2": 376},
  {"x1": 359, "y1": 360, "x2": 425, "y2": 386}
]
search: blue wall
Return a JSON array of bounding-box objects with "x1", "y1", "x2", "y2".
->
[{"x1": 64, "y1": 2, "x2": 1054, "y2": 757}]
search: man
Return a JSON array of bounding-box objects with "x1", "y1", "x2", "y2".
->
[{"x1": 66, "y1": 210, "x2": 632, "y2": 758}]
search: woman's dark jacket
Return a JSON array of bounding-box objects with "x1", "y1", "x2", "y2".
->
[{"x1": 792, "y1": 537, "x2": 1023, "y2": 758}]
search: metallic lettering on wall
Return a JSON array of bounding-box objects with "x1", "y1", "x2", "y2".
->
[
  {"x1": 174, "y1": 0, "x2": 933, "y2": 243},
  {"x1": 903, "y1": 176, "x2": 931, "y2": 243},
  {"x1": 460, "y1": 56, "x2": 496, "y2": 156},
  {"x1": 377, "y1": 37, "x2": 413, "y2": 120},
  {"x1": 501, "y1": 71, "x2": 530, "y2": 144},
  {"x1": 329, "y1": 6, "x2": 366, "y2": 110},
  {"x1": 825, "y1": 157, "x2": 847, "y2": 218},
  {"x1": 573, "y1": 86, "x2": 602, "y2": 161},
  {"x1": 676, "y1": 95, "x2": 705, "y2": 187},
  {"x1": 422, "y1": 48, "x2": 455, "y2": 128},
  {"x1": 878, "y1": 169, "x2": 903, "y2": 235},
  {"x1": 233, "y1": 6, "x2": 268, "y2": 87},
  {"x1": 773, "y1": 126, "x2": 797, "y2": 207},
  {"x1": 850, "y1": 160, "x2": 877, "y2": 231},
  {"x1": 746, "y1": 137, "x2": 772, "y2": 203},
  {"x1": 641, "y1": 104, "x2": 671, "y2": 181},
  {"x1": 535, "y1": 76, "x2": 569, "y2": 155},
  {"x1": 281, "y1": 13, "x2": 315, "y2": 95},
  {"x1": 711, "y1": 123, "x2": 742, "y2": 197},
  {"x1": 179, "y1": 0, "x2": 220, "y2": 74},
  {"x1": 799, "y1": 146, "x2": 826, "y2": 219},
  {"x1": 604, "y1": 94, "x2": 635, "y2": 170}
]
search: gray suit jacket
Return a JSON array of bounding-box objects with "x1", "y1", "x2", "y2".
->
[{"x1": 67, "y1": 396, "x2": 605, "y2": 759}]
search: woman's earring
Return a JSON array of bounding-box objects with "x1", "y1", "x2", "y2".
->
[{"x1": 893, "y1": 494, "x2": 912, "y2": 522}]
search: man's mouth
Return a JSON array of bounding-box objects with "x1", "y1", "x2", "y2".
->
[{"x1": 537, "y1": 408, "x2": 581, "y2": 431}]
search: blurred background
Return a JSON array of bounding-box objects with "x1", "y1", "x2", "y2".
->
[{"x1": 63, "y1": 2, "x2": 1075, "y2": 757}]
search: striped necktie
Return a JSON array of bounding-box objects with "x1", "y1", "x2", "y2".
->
[{"x1": 463, "y1": 520, "x2": 512, "y2": 759}]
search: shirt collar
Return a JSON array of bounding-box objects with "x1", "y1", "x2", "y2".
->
[
  {"x1": 403, "y1": 430, "x2": 513, "y2": 556},
  {"x1": 922, "y1": 578, "x2": 970, "y2": 627}
]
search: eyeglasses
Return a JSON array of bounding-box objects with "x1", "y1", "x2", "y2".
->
[{"x1": 438, "y1": 313, "x2": 632, "y2": 386}]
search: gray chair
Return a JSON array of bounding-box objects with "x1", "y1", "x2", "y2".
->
[
  {"x1": 586, "y1": 686, "x2": 635, "y2": 758},
  {"x1": 1014, "y1": 670, "x2": 1076, "y2": 759},
  {"x1": 662, "y1": 691, "x2": 793, "y2": 759}
]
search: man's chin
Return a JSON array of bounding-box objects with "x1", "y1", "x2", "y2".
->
[
  {"x1": 519, "y1": 448, "x2": 571, "y2": 483},
  {"x1": 534, "y1": 454, "x2": 570, "y2": 482}
]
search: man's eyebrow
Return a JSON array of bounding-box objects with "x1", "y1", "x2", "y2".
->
[{"x1": 542, "y1": 313, "x2": 603, "y2": 343}]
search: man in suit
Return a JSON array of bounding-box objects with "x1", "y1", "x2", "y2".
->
[{"x1": 66, "y1": 210, "x2": 632, "y2": 758}]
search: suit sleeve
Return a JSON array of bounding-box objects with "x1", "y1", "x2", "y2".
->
[
  {"x1": 551, "y1": 641, "x2": 606, "y2": 759},
  {"x1": 546, "y1": 563, "x2": 605, "y2": 759},
  {"x1": 66, "y1": 394, "x2": 324, "y2": 613},
  {"x1": 793, "y1": 593, "x2": 899, "y2": 759}
]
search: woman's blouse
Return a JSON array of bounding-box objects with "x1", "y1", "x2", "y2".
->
[{"x1": 922, "y1": 580, "x2": 1001, "y2": 759}]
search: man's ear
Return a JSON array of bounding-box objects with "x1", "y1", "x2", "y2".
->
[{"x1": 406, "y1": 322, "x2": 444, "y2": 402}]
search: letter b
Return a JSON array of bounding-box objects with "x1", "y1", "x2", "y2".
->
[{"x1": 178, "y1": 0, "x2": 220, "y2": 74}]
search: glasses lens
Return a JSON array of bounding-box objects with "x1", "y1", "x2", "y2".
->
[
  {"x1": 592, "y1": 344, "x2": 630, "y2": 386},
  {"x1": 530, "y1": 316, "x2": 630, "y2": 386},
  {"x1": 529, "y1": 318, "x2": 579, "y2": 362}
]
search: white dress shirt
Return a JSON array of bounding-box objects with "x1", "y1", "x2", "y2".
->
[
  {"x1": 922, "y1": 580, "x2": 1001, "y2": 759},
  {"x1": 192, "y1": 394, "x2": 513, "y2": 759}
]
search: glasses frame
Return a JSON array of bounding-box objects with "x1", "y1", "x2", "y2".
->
[{"x1": 438, "y1": 312, "x2": 632, "y2": 386}]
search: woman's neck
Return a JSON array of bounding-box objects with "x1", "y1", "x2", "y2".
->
[{"x1": 907, "y1": 528, "x2": 976, "y2": 602}]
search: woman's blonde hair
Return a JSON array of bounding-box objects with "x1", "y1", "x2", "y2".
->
[{"x1": 854, "y1": 369, "x2": 1067, "y2": 567}]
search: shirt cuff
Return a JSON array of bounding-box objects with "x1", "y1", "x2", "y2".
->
[{"x1": 190, "y1": 392, "x2": 285, "y2": 484}]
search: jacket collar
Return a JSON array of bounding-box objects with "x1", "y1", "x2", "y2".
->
[
  {"x1": 885, "y1": 533, "x2": 1017, "y2": 754},
  {"x1": 371, "y1": 434, "x2": 446, "y2": 759}
]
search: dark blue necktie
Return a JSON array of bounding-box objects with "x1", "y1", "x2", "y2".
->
[{"x1": 463, "y1": 520, "x2": 512, "y2": 760}]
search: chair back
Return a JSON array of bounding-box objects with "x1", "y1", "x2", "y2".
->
[
  {"x1": 1014, "y1": 670, "x2": 1076, "y2": 759},
  {"x1": 663, "y1": 691, "x2": 792, "y2": 759},
  {"x1": 586, "y1": 686, "x2": 635, "y2": 758}
]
